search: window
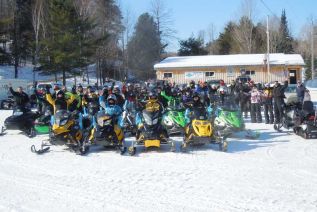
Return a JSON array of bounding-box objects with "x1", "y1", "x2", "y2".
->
[
  {"x1": 241, "y1": 68, "x2": 255, "y2": 76},
  {"x1": 205, "y1": 72, "x2": 215, "y2": 77},
  {"x1": 163, "y1": 73, "x2": 173, "y2": 78},
  {"x1": 245, "y1": 70, "x2": 255, "y2": 75}
]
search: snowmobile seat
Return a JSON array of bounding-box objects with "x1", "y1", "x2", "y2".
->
[{"x1": 300, "y1": 101, "x2": 315, "y2": 119}]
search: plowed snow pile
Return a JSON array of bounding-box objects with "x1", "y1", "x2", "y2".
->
[{"x1": 0, "y1": 110, "x2": 317, "y2": 212}]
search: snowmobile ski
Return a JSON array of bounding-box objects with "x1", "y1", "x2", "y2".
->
[{"x1": 31, "y1": 145, "x2": 50, "y2": 154}]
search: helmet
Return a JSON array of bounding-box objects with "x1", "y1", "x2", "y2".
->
[
  {"x1": 211, "y1": 84, "x2": 217, "y2": 89},
  {"x1": 193, "y1": 92, "x2": 200, "y2": 102},
  {"x1": 148, "y1": 92, "x2": 158, "y2": 100},
  {"x1": 56, "y1": 90, "x2": 64, "y2": 99},
  {"x1": 107, "y1": 94, "x2": 117, "y2": 105}
]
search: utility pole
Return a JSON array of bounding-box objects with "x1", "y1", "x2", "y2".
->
[
  {"x1": 267, "y1": 15, "x2": 270, "y2": 82},
  {"x1": 312, "y1": 19, "x2": 315, "y2": 79}
]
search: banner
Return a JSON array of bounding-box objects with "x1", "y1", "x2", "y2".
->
[{"x1": 185, "y1": 72, "x2": 204, "y2": 79}]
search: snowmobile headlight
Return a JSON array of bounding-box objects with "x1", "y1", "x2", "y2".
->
[
  {"x1": 195, "y1": 121, "x2": 201, "y2": 125},
  {"x1": 13, "y1": 111, "x2": 23, "y2": 116},
  {"x1": 60, "y1": 119, "x2": 68, "y2": 126},
  {"x1": 164, "y1": 117, "x2": 173, "y2": 126},
  {"x1": 203, "y1": 121, "x2": 210, "y2": 125},
  {"x1": 153, "y1": 118, "x2": 158, "y2": 125},
  {"x1": 31, "y1": 108, "x2": 38, "y2": 112}
]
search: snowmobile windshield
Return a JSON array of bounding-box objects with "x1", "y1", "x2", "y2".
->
[
  {"x1": 142, "y1": 109, "x2": 159, "y2": 126},
  {"x1": 221, "y1": 101, "x2": 239, "y2": 112},
  {"x1": 96, "y1": 111, "x2": 113, "y2": 127},
  {"x1": 192, "y1": 107, "x2": 208, "y2": 120},
  {"x1": 55, "y1": 110, "x2": 71, "y2": 126},
  {"x1": 13, "y1": 109, "x2": 23, "y2": 116},
  {"x1": 88, "y1": 102, "x2": 99, "y2": 115}
]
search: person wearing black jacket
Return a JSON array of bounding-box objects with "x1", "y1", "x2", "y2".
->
[
  {"x1": 272, "y1": 80, "x2": 288, "y2": 124},
  {"x1": 8, "y1": 83, "x2": 29, "y2": 112}
]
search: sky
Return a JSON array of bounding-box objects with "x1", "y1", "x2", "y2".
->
[{"x1": 119, "y1": 0, "x2": 317, "y2": 52}]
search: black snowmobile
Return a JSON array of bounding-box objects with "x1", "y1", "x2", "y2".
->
[
  {"x1": 2, "y1": 108, "x2": 40, "y2": 137},
  {"x1": 273, "y1": 96, "x2": 301, "y2": 132},
  {"x1": 293, "y1": 100, "x2": 317, "y2": 139}
]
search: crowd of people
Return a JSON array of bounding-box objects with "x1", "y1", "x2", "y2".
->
[{"x1": 6, "y1": 78, "x2": 310, "y2": 133}]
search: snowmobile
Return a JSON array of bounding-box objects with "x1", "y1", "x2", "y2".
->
[
  {"x1": 84, "y1": 110, "x2": 126, "y2": 153},
  {"x1": 2, "y1": 108, "x2": 40, "y2": 137},
  {"x1": 213, "y1": 102, "x2": 245, "y2": 135},
  {"x1": 293, "y1": 100, "x2": 317, "y2": 139},
  {"x1": 162, "y1": 106, "x2": 186, "y2": 135},
  {"x1": 183, "y1": 107, "x2": 228, "y2": 152},
  {"x1": 0, "y1": 96, "x2": 15, "y2": 110},
  {"x1": 48, "y1": 110, "x2": 87, "y2": 154},
  {"x1": 34, "y1": 108, "x2": 52, "y2": 134},
  {"x1": 274, "y1": 96, "x2": 301, "y2": 132},
  {"x1": 128, "y1": 106, "x2": 172, "y2": 156}
]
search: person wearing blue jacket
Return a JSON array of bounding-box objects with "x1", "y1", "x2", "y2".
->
[{"x1": 99, "y1": 94, "x2": 123, "y2": 128}]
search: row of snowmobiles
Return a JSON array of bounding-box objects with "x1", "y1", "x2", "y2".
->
[
  {"x1": 0, "y1": 99, "x2": 245, "y2": 156},
  {"x1": 273, "y1": 96, "x2": 317, "y2": 139}
]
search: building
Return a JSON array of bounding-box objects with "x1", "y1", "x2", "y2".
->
[{"x1": 154, "y1": 53, "x2": 305, "y2": 84}]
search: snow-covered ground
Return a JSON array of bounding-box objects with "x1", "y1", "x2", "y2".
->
[{"x1": 0, "y1": 110, "x2": 317, "y2": 212}]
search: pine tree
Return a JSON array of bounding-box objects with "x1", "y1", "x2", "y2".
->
[
  {"x1": 276, "y1": 10, "x2": 294, "y2": 53},
  {"x1": 127, "y1": 13, "x2": 161, "y2": 79},
  {"x1": 40, "y1": 0, "x2": 99, "y2": 85},
  {"x1": 216, "y1": 22, "x2": 236, "y2": 54},
  {"x1": 178, "y1": 37, "x2": 207, "y2": 56}
]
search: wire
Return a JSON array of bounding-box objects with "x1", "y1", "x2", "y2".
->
[{"x1": 260, "y1": 0, "x2": 275, "y2": 16}]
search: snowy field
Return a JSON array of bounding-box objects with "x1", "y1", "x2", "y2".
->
[{"x1": 0, "y1": 110, "x2": 317, "y2": 212}]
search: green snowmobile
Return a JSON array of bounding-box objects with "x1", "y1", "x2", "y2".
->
[
  {"x1": 213, "y1": 102, "x2": 245, "y2": 135},
  {"x1": 161, "y1": 90, "x2": 186, "y2": 135},
  {"x1": 162, "y1": 107, "x2": 186, "y2": 135}
]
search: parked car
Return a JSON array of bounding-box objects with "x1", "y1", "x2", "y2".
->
[
  {"x1": 304, "y1": 79, "x2": 317, "y2": 103},
  {"x1": 284, "y1": 84, "x2": 297, "y2": 99},
  {"x1": 236, "y1": 76, "x2": 251, "y2": 84}
]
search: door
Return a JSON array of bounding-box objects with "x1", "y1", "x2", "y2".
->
[{"x1": 289, "y1": 70, "x2": 297, "y2": 84}]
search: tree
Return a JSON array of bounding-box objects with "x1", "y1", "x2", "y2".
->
[
  {"x1": 127, "y1": 13, "x2": 161, "y2": 79},
  {"x1": 39, "y1": 0, "x2": 100, "y2": 85},
  {"x1": 216, "y1": 22, "x2": 237, "y2": 54},
  {"x1": 276, "y1": 10, "x2": 294, "y2": 53},
  {"x1": 178, "y1": 36, "x2": 207, "y2": 56},
  {"x1": 150, "y1": 0, "x2": 176, "y2": 56}
]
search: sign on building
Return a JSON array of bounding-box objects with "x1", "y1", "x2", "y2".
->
[
  {"x1": 227, "y1": 67, "x2": 235, "y2": 77},
  {"x1": 185, "y1": 72, "x2": 204, "y2": 79}
]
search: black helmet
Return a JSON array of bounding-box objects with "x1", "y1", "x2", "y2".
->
[{"x1": 56, "y1": 90, "x2": 64, "y2": 99}]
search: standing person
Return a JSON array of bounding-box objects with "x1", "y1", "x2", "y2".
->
[
  {"x1": 262, "y1": 83, "x2": 274, "y2": 124},
  {"x1": 240, "y1": 83, "x2": 251, "y2": 118},
  {"x1": 272, "y1": 80, "x2": 288, "y2": 124},
  {"x1": 250, "y1": 85, "x2": 262, "y2": 123},
  {"x1": 8, "y1": 83, "x2": 29, "y2": 112},
  {"x1": 296, "y1": 80, "x2": 307, "y2": 104}
]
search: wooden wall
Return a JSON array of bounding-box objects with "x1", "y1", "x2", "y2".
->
[{"x1": 156, "y1": 65, "x2": 303, "y2": 84}]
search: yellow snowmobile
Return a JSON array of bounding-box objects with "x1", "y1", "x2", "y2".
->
[
  {"x1": 183, "y1": 107, "x2": 228, "y2": 152},
  {"x1": 85, "y1": 110, "x2": 126, "y2": 154},
  {"x1": 128, "y1": 100, "x2": 172, "y2": 155},
  {"x1": 48, "y1": 110, "x2": 86, "y2": 153}
]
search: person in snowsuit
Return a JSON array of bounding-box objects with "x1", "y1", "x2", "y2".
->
[
  {"x1": 217, "y1": 80, "x2": 228, "y2": 105},
  {"x1": 99, "y1": 94, "x2": 123, "y2": 128},
  {"x1": 262, "y1": 83, "x2": 274, "y2": 124},
  {"x1": 8, "y1": 83, "x2": 29, "y2": 112},
  {"x1": 250, "y1": 85, "x2": 262, "y2": 123},
  {"x1": 185, "y1": 93, "x2": 211, "y2": 124},
  {"x1": 239, "y1": 82, "x2": 251, "y2": 118},
  {"x1": 296, "y1": 80, "x2": 307, "y2": 104},
  {"x1": 82, "y1": 86, "x2": 100, "y2": 118},
  {"x1": 45, "y1": 86, "x2": 75, "y2": 114},
  {"x1": 272, "y1": 80, "x2": 288, "y2": 124},
  {"x1": 113, "y1": 86, "x2": 125, "y2": 109}
]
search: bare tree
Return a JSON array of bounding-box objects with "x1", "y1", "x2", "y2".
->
[
  {"x1": 233, "y1": 0, "x2": 257, "y2": 53},
  {"x1": 150, "y1": 0, "x2": 176, "y2": 55}
]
